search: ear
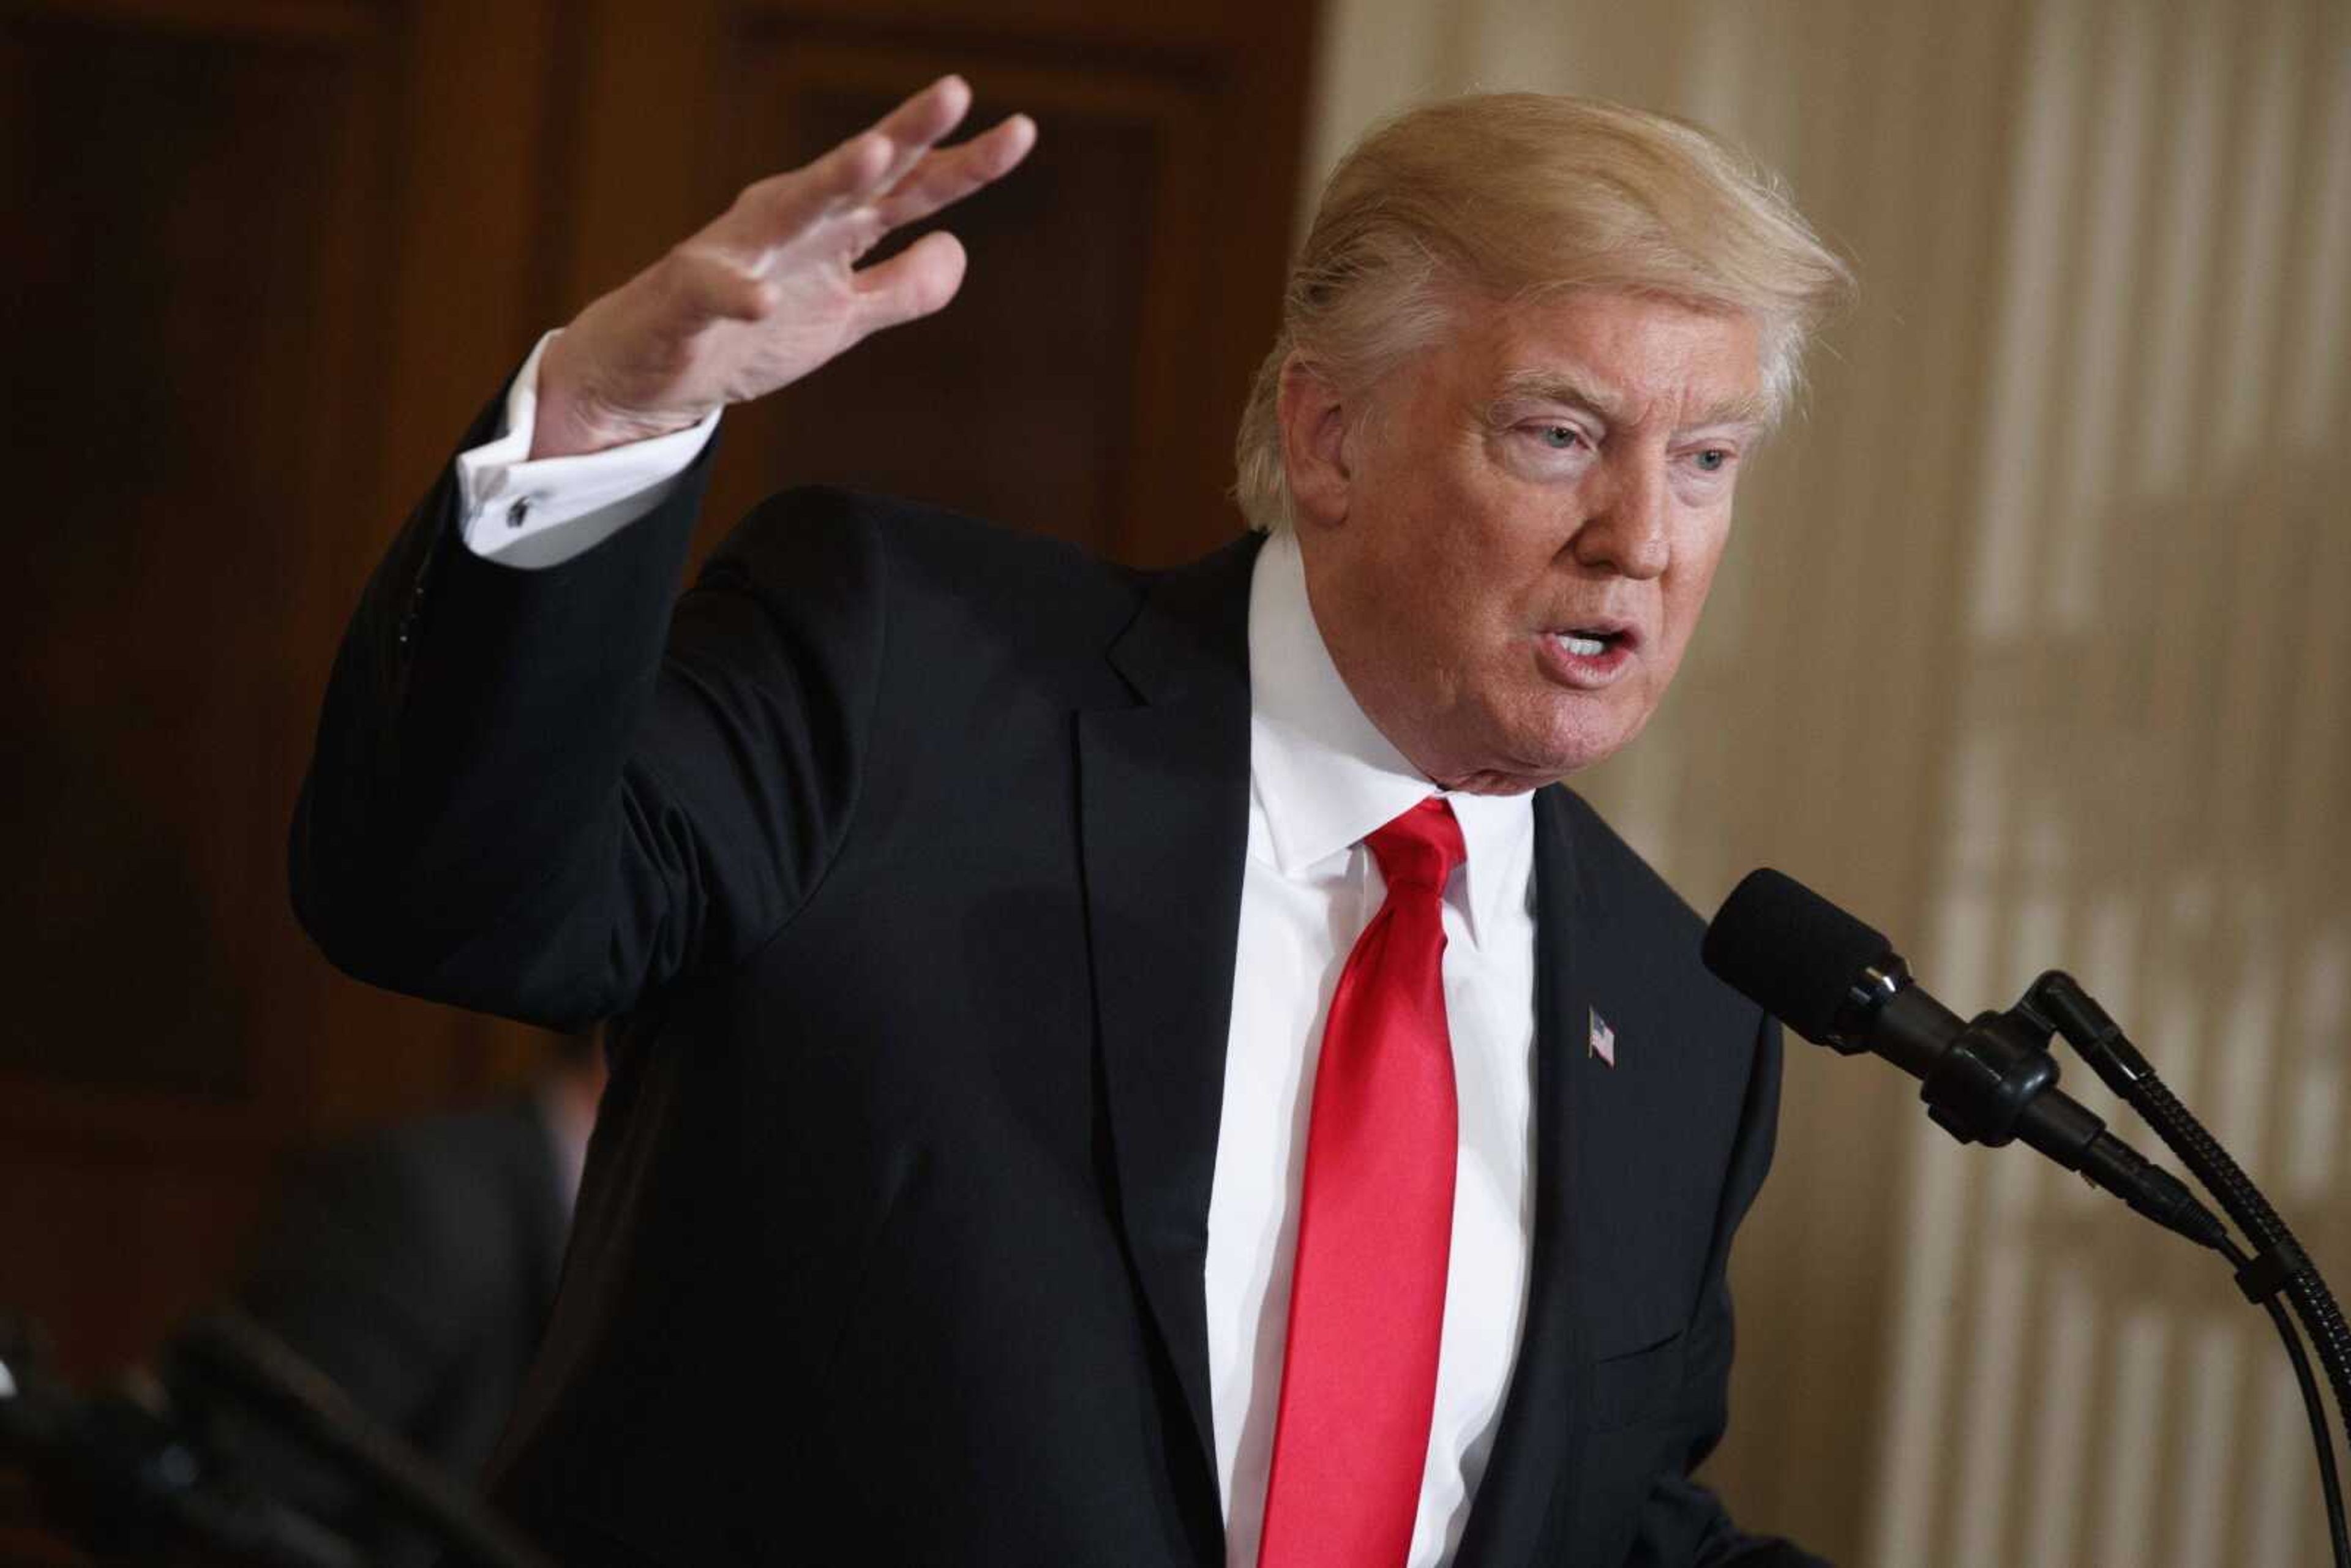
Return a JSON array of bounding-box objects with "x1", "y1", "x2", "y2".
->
[{"x1": 1276, "y1": 356, "x2": 1354, "y2": 530}]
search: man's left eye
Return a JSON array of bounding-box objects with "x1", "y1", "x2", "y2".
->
[
  {"x1": 1692, "y1": 448, "x2": 1731, "y2": 473},
  {"x1": 1537, "y1": 425, "x2": 1582, "y2": 451}
]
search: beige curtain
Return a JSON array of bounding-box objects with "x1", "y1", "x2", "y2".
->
[{"x1": 1304, "y1": 1, "x2": 2350, "y2": 1561}]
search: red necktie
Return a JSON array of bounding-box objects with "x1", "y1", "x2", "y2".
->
[{"x1": 1257, "y1": 797, "x2": 1465, "y2": 1568}]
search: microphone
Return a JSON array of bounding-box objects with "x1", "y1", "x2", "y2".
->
[{"x1": 1703, "y1": 868, "x2": 2226, "y2": 1250}]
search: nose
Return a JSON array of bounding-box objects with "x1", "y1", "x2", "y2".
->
[{"x1": 1570, "y1": 448, "x2": 1671, "y2": 579}]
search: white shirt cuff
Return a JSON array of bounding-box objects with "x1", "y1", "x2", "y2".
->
[{"x1": 455, "y1": 331, "x2": 721, "y2": 570}]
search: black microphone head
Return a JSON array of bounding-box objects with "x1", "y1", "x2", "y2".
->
[{"x1": 1702, "y1": 868, "x2": 1897, "y2": 1045}]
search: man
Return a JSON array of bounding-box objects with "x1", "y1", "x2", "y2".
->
[
  {"x1": 219, "y1": 1033, "x2": 604, "y2": 1564},
  {"x1": 294, "y1": 77, "x2": 1849, "y2": 1566}
]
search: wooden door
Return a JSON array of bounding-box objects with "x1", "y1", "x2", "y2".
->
[
  {"x1": 1, "y1": 0, "x2": 583, "y2": 1381},
  {"x1": 554, "y1": 0, "x2": 1317, "y2": 569},
  {"x1": 0, "y1": 0, "x2": 1314, "y2": 1471}
]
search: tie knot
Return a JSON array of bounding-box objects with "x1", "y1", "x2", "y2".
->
[{"x1": 1365, "y1": 797, "x2": 1466, "y2": 893}]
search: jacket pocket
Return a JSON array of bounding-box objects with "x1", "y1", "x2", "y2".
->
[{"x1": 1586, "y1": 1327, "x2": 1686, "y2": 1431}]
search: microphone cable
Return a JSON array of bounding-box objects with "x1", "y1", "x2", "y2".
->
[
  {"x1": 2211, "y1": 1229, "x2": 2349, "y2": 1568},
  {"x1": 2026, "y1": 970, "x2": 2350, "y2": 1568}
]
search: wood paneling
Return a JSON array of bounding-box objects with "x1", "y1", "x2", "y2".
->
[
  {"x1": 0, "y1": 0, "x2": 1316, "y2": 1414},
  {"x1": 558, "y1": 0, "x2": 1316, "y2": 570},
  {"x1": 0, "y1": 0, "x2": 1307, "y2": 1548},
  {"x1": 718, "y1": 54, "x2": 1168, "y2": 559},
  {"x1": 0, "y1": 0, "x2": 568, "y2": 1380},
  {"x1": 1, "y1": 10, "x2": 383, "y2": 1097}
]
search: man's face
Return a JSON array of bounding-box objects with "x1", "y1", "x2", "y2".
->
[{"x1": 1288, "y1": 288, "x2": 1766, "y2": 794}]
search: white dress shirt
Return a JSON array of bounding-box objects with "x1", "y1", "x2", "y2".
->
[
  {"x1": 454, "y1": 334, "x2": 721, "y2": 569},
  {"x1": 1215, "y1": 530, "x2": 1536, "y2": 1567},
  {"x1": 456, "y1": 342, "x2": 1541, "y2": 1567}
]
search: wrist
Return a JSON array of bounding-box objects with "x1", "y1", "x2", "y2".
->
[{"x1": 529, "y1": 337, "x2": 701, "y2": 460}]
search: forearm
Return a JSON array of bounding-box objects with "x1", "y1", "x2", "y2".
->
[
  {"x1": 289, "y1": 77, "x2": 1029, "y2": 1021},
  {"x1": 290, "y1": 387, "x2": 718, "y2": 1021}
]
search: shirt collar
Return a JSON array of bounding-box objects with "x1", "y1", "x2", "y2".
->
[{"x1": 1246, "y1": 528, "x2": 1532, "y2": 945}]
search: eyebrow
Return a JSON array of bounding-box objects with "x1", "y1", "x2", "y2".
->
[{"x1": 1487, "y1": 367, "x2": 1771, "y2": 434}]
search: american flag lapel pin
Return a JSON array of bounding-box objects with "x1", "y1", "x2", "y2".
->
[{"x1": 1588, "y1": 1006, "x2": 1617, "y2": 1068}]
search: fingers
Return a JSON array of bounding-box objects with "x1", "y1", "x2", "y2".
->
[
  {"x1": 850, "y1": 230, "x2": 968, "y2": 337},
  {"x1": 856, "y1": 75, "x2": 978, "y2": 204},
  {"x1": 874, "y1": 114, "x2": 1038, "y2": 231},
  {"x1": 741, "y1": 76, "x2": 976, "y2": 243}
]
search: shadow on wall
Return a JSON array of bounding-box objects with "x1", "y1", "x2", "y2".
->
[{"x1": 1862, "y1": 440, "x2": 2350, "y2": 1568}]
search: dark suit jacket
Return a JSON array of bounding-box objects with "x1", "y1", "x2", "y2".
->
[
  {"x1": 230, "y1": 1095, "x2": 570, "y2": 1565},
  {"x1": 292, "y1": 397, "x2": 1811, "y2": 1567}
]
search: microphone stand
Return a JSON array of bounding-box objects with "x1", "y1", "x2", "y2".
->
[
  {"x1": 2000, "y1": 972, "x2": 2350, "y2": 1568},
  {"x1": 1703, "y1": 867, "x2": 2345, "y2": 1558},
  {"x1": 1, "y1": 1311, "x2": 361, "y2": 1567},
  {"x1": 0, "y1": 1307, "x2": 555, "y2": 1568},
  {"x1": 164, "y1": 1310, "x2": 557, "y2": 1568}
]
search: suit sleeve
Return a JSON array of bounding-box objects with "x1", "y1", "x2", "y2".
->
[
  {"x1": 1623, "y1": 1009, "x2": 1832, "y2": 1568},
  {"x1": 290, "y1": 392, "x2": 887, "y2": 1026}
]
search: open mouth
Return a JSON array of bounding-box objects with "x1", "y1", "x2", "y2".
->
[
  {"x1": 1551, "y1": 623, "x2": 1633, "y2": 656},
  {"x1": 1540, "y1": 622, "x2": 1639, "y2": 686}
]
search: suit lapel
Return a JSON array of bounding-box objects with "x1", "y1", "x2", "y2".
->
[
  {"x1": 1454, "y1": 784, "x2": 1595, "y2": 1567},
  {"x1": 1078, "y1": 535, "x2": 1262, "y2": 1509}
]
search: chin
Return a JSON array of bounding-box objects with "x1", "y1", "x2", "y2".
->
[
  {"x1": 1444, "y1": 770, "x2": 1553, "y2": 797},
  {"x1": 1490, "y1": 712, "x2": 1648, "y2": 786},
  {"x1": 1417, "y1": 692, "x2": 1651, "y2": 793},
  {"x1": 1437, "y1": 737, "x2": 1618, "y2": 795}
]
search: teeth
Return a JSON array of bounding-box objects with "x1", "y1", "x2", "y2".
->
[{"x1": 1559, "y1": 633, "x2": 1608, "y2": 656}]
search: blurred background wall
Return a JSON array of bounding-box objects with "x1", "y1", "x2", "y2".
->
[
  {"x1": 4, "y1": 0, "x2": 2345, "y2": 1562},
  {"x1": 1307, "y1": 0, "x2": 2349, "y2": 1561}
]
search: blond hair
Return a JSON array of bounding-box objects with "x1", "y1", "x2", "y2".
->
[{"x1": 1234, "y1": 94, "x2": 1853, "y2": 532}]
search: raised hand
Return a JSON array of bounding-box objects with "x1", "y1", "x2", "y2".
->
[{"x1": 531, "y1": 76, "x2": 1036, "y2": 460}]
